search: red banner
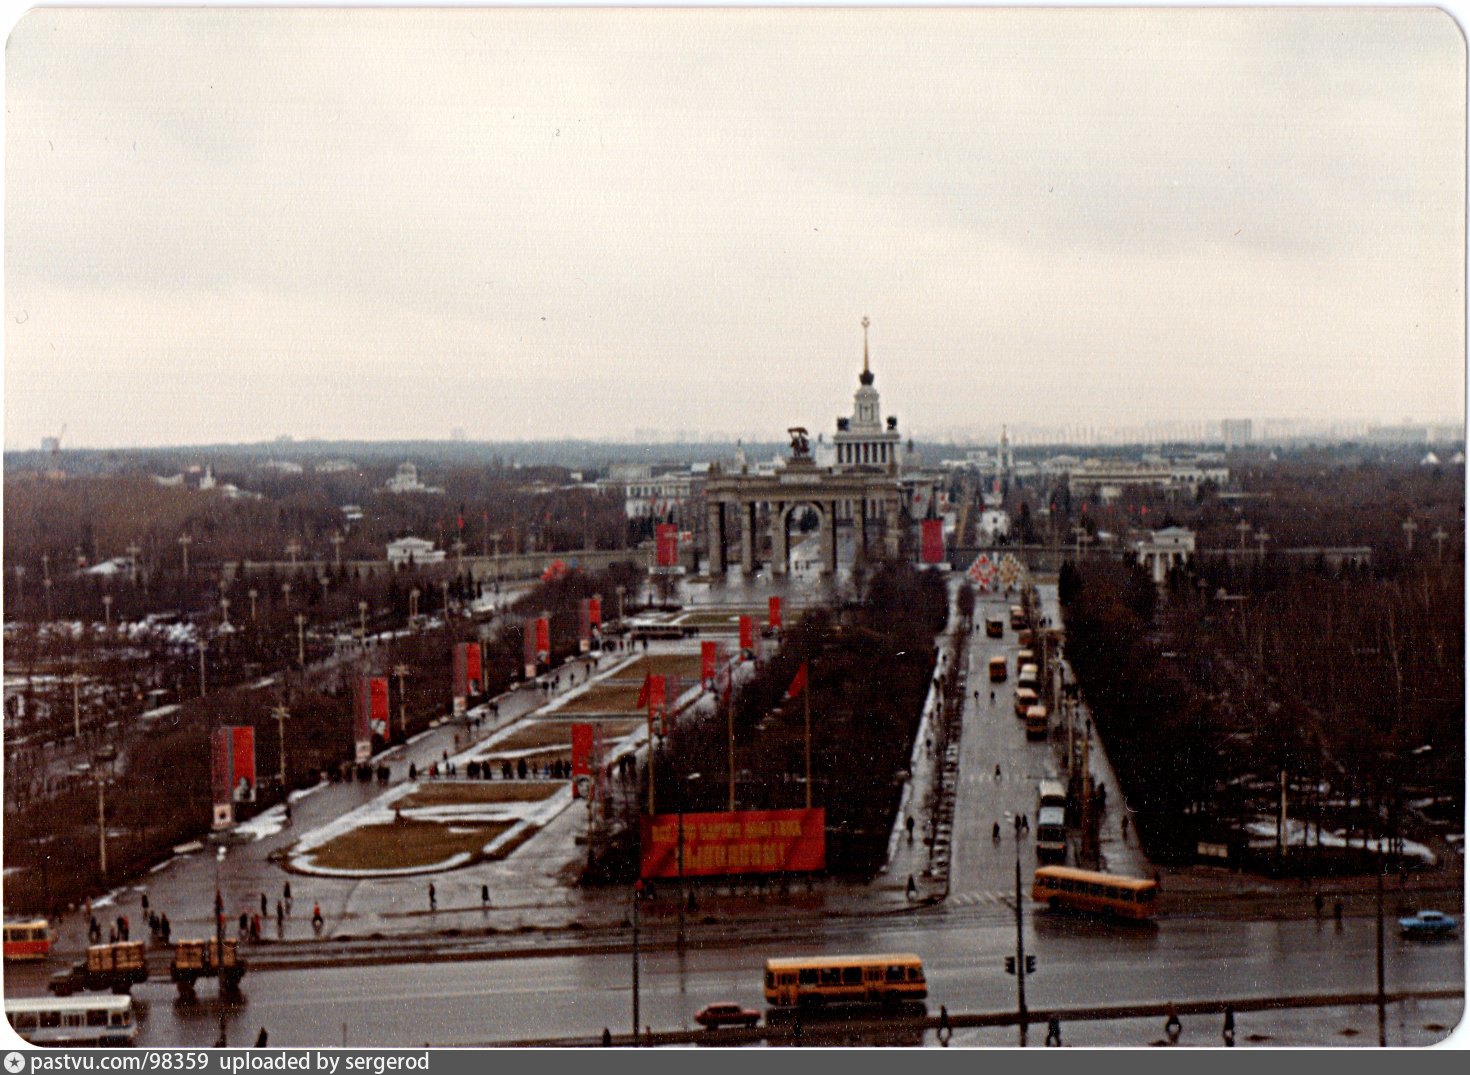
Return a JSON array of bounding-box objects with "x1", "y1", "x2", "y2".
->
[
  {"x1": 768, "y1": 596, "x2": 782, "y2": 629},
  {"x1": 656, "y1": 523, "x2": 678, "y2": 568},
  {"x1": 921, "y1": 518, "x2": 945, "y2": 564},
  {"x1": 571, "y1": 723, "x2": 593, "y2": 778},
  {"x1": 701, "y1": 640, "x2": 718, "y2": 684},
  {"x1": 523, "y1": 616, "x2": 538, "y2": 677},
  {"x1": 453, "y1": 643, "x2": 482, "y2": 698},
  {"x1": 535, "y1": 616, "x2": 550, "y2": 660},
  {"x1": 588, "y1": 596, "x2": 601, "y2": 626},
  {"x1": 212, "y1": 726, "x2": 256, "y2": 806},
  {"x1": 639, "y1": 808, "x2": 826, "y2": 878},
  {"x1": 739, "y1": 615, "x2": 754, "y2": 658},
  {"x1": 369, "y1": 677, "x2": 389, "y2": 736}
]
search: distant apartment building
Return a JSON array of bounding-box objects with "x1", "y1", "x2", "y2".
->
[{"x1": 1221, "y1": 418, "x2": 1252, "y2": 450}]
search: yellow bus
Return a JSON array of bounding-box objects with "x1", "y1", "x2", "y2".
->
[
  {"x1": 764, "y1": 953, "x2": 927, "y2": 1008},
  {"x1": 988, "y1": 656, "x2": 1008, "y2": 682},
  {"x1": 1013, "y1": 686, "x2": 1039, "y2": 718},
  {"x1": 985, "y1": 617, "x2": 1005, "y2": 638},
  {"x1": 1015, "y1": 649, "x2": 1035, "y2": 676},
  {"x1": 1032, "y1": 866, "x2": 1159, "y2": 920},
  {"x1": 1009, "y1": 605, "x2": 1026, "y2": 629},
  {"x1": 1025, "y1": 704, "x2": 1049, "y2": 741}
]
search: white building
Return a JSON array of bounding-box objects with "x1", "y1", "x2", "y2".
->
[
  {"x1": 385, "y1": 461, "x2": 444, "y2": 494},
  {"x1": 1134, "y1": 526, "x2": 1196, "y2": 584},
  {"x1": 386, "y1": 537, "x2": 446, "y2": 566}
]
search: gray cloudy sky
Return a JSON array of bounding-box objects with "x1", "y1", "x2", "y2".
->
[{"x1": 4, "y1": 6, "x2": 1464, "y2": 449}]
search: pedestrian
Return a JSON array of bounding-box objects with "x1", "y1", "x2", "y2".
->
[
  {"x1": 409, "y1": 762, "x2": 417, "y2": 781},
  {"x1": 140, "y1": 893, "x2": 149, "y2": 916},
  {"x1": 481, "y1": 884, "x2": 490, "y2": 907},
  {"x1": 161, "y1": 914, "x2": 171, "y2": 945},
  {"x1": 906, "y1": 815, "x2": 915, "y2": 842},
  {"x1": 1122, "y1": 815, "x2": 1129, "y2": 841},
  {"x1": 1333, "y1": 898, "x2": 1343, "y2": 925},
  {"x1": 284, "y1": 881, "x2": 293, "y2": 903},
  {"x1": 1046, "y1": 1017, "x2": 1062, "y2": 1047},
  {"x1": 250, "y1": 914, "x2": 261, "y2": 942},
  {"x1": 429, "y1": 883, "x2": 437, "y2": 911},
  {"x1": 260, "y1": 893, "x2": 268, "y2": 916},
  {"x1": 311, "y1": 904, "x2": 324, "y2": 931},
  {"x1": 1313, "y1": 892, "x2": 1324, "y2": 918},
  {"x1": 1021, "y1": 815, "x2": 1029, "y2": 834},
  {"x1": 994, "y1": 763, "x2": 1002, "y2": 779},
  {"x1": 109, "y1": 926, "x2": 117, "y2": 944},
  {"x1": 276, "y1": 901, "x2": 284, "y2": 927},
  {"x1": 238, "y1": 912, "x2": 249, "y2": 937},
  {"x1": 284, "y1": 801, "x2": 292, "y2": 825},
  {"x1": 906, "y1": 875, "x2": 917, "y2": 899},
  {"x1": 1222, "y1": 1005, "x2": 1235, "y2": 1047},
  {"x1": 602, "y1": 1028, "x2": 612, "y2": 1047},
  {"x1": 254, "y1": 1027, "x2": 269, "y2": 1048}
]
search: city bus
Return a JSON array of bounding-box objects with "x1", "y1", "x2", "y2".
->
[
  {"x1": 764, "y1": 953, "x2": 927, "y2": 1009},
  {"x1": 1032, "y1": 866, "x2": 1159, "y2": 920},
  {"x1": 1036, "y1": 806, "x2": 1067, "y2": 863},
  {"x1": 5, "y1": 995, "x2": 137, "y2": 1047},
  {"x1": 1025, "y1": 704, "x2": 1049, "y2": 741},
  {"x1": 1015, "y1": 649, "x2": 1035, "y2": 677},
  {"x1": 1014, "y1": 687, "x2": 1039, "y2": 719},
  {"x1": 985, "y1": 617, "x2": 1005, "y2": 639},
  {"x1": 1018, "y1": 664, "x2": 1039, "y2": 695},
  {"x1": 1009, "y1": 605, "x2": 1026, "y2": 629},
  {"x1": 988, "y1": 655, "x2": 1008, "y2": 682},
  {"x1": 4, "y1": 918, "x2": 52, "y2": 962}
]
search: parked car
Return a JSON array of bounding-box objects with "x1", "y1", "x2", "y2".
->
[
  {"x1": 694, "y1": 1001, "x2": 760, "y2": 1029},
  {"x1": 1398, "y1": 910, "x2": 1458, "y2": 937}
]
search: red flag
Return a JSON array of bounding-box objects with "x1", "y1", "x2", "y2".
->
[
  {"x1": 768, "y1": 596, "x2": 782, "y2": 629},
  {"x1": 787, "y1": 662, "x2": 808, "y2": 699}
]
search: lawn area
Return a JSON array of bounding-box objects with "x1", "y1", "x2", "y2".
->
[
  {"x1": 674, "y1": 610, "x2": 748, "y2": 628},
  {"x1": 608, "y1": 654, "x2": 704, "y2": 681},
  {"x1": 556, "y1": 684, "x2": 645, "y2": 713},
  {"x1": 396, "y1": 782, "x2": 560, "y2": 808},
  {"x1": 302, "y1": 819, "x2": 516, "y2": 871},
  {"x1": 484, "y1": 718, "x2": 644, "y2": 754}
]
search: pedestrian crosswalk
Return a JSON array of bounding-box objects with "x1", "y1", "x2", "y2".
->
[{"x1": 946, "y1": 889, "x2": 1014, "y2": 909}]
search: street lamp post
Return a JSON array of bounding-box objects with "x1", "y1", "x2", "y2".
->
[
  {"x1": 286, "y1": 540, "x2": 301, "y2": 568},
  {"x1": 409, "y1": 588, "x2": 421, "y2": 624},
  {"x1": 125, "y1": 543, "x2": 142, "y2": 585},
  {"x1": 1431, "y1": 526, "x2": 1449, "y2": 565},
  {"x1": 631, "y1": 880, "x2": 642, "y2": 1042},
  {"x1": 198, "y1": 640, "x2": 208, "y2": 697},
  {"x1": 102, "y1": 594, "x2": 113, "y2": 629},
  {"x1": 178, "y1": 534, "x2": 192, "y2": 577},
  {"x1": 282, "y1": 581, "x2": 293, "y2": 608},
  {"x1": 296, "y1": 614, "x2": 307, "y2": 668},
  {"x1": 1014, "y1": 838, "x2": 1029, "y2": 1046},
  {"x1": 358, "y1": 601, "x2": 368, "y2": 638},
  {"x1": 441, "y1": 580, "x2": 451, "y2": 633},
  {"x1": 43, "y1": 577, "x2": 53, "y2": 622},
  {"x1": 393, "y1": 664, "x2": 410, "y2": 739},
  {"x1": 272, "y1": 705, "x2": 290, "y2": 791},
  {"x1": 677, "y1": 771, "x2": 701, "y2": 950},
  {"x1": 220, "y1": 596, "x2": 230, "y2": 628},
  {"x1": 1401, "y1": 517, "x2": 1417, "y2": 553},
  {"x1": 248, "y1": 588, "x2": 258, "y2": 624},
  {"x1": 72, "y1": 669, "x2": 83, "y2": 740},
  {"x1": 331, "y1": 531, "x2": 344, "y2": 570},
  {"x1": 95, "y1": 768, "x2": 109, "y2": 882}
]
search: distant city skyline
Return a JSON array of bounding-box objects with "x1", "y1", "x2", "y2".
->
[{"x1": 5, "y1": 8, "x2": 1464, "y2": 450}]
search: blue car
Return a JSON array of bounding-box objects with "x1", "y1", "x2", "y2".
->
[{"x1": 1398, "y1": 910, "x2": 1458, "y2": 937}]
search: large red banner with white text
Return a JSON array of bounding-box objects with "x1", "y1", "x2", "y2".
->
[
  {"x1": 639, "y1": 808, "x2": 825, "y2": 878},
  {"x1": 212, "y1": 725, "x2": 256, "y2": 806},
  {"x1": 739, "y1": 615, "x2": 754, "y2": 658}
]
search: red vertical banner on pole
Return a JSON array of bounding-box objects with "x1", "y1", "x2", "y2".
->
[
  {"x1": 656, "y1": 524, "x2": 678, "y2": 568},
  {"x1": 466, "y1": 643, "x2": 481, "y2": 688},
  {"x1": 536, "y1": 616, "x2": 550, "y2": 662},
  {"x1": 230, "y1": 726, "x2": 256, "y2": 803},
  {"x1": 453, "y1": 643, "x2": 468, "y2": 700},
  {"x1": 369, "y1": 677, "x2": 389, "y2": 738},
  {"x1": 921, "y1": 518, "x2": 945, "y2": 564},
  {"x1": 571, "y1": 723, "x2": 593, "y2": 778},
  {"x1": 578, "y1": 599, "x2": 592, "y2": 653},
  {"x1": 701, "y1": 640, "x2": 717, "y2": 686},
  {"x1": 768, "y1": 596, "x2": 782, "y2": 630},
  {"x1": 739, "y1": 615, "x2": 754, "y2": 660},
  {"x1": 588, "y1": 596, "x2": 601, "y2": 626}
]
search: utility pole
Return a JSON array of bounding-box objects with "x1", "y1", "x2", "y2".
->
[
  {"x1": 1376, "y1": 863, "x2": 1386, "y2": 1047},
  {"x1": 96, "y1": 770, "x2": 108, "y2": 881},
  {"x1": 272, "y1": 705, "x2": 290, "y2": 791}
]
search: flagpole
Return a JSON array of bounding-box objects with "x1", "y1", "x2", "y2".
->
[
  {"x1": 803, "y1": 673, "x2": 812, "y2": 810},
  {"x1": 727, "y1": 676, "x2": 736, "y2": 812}
]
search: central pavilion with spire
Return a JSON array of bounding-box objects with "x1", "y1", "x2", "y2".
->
[{"x1": 831, "y1": 316, "x2": 905, "y2": 472}]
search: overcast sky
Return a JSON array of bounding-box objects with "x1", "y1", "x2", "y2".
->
[{"x1": 4, "y1": 6, "x2": 1464, "y2": 449}]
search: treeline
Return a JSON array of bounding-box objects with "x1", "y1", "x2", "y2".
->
[
  {"x1": 589, "y1": 562, "x2": 949, "y2": 882},
  {"x1": 2, "y1": 562, "x2": 641, "y2": 916}
]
